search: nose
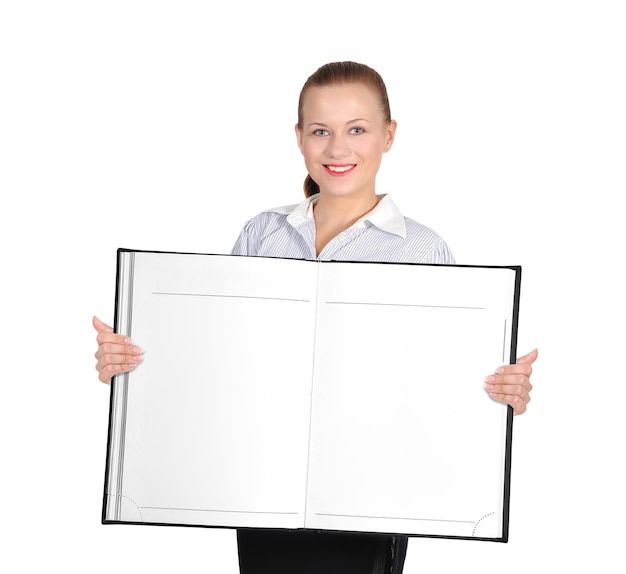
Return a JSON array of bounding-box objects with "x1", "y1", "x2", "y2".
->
[{"x1": 326, "y1": 133, "x2": 350, "y2": 159}]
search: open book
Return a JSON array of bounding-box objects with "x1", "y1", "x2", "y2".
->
[{"x1": 103, "y1": 250, "x2": 521, "y2": 542}]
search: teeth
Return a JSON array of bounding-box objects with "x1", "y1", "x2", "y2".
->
[{"x1": 327, "y1": 165, "x2": 354, "y2": 172}]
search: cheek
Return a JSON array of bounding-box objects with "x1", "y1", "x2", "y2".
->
[
  {"x1": 301, "y1": 139, "x2": 324, "y2": 162},
  {"x1": 357, "y1": 140, "x2": 386, "y2": 162}
]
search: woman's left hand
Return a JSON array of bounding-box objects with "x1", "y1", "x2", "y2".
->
[{"x1": 484, "y1": 348, "x2": 538, "y2": 415}]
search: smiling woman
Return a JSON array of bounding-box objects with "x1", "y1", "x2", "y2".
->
[
  {"x1": 93, "y1": 61, "x2": 537, "y2": 574},
  {"x1": 297, "y1": 70, "x2": 395, "y2": 190},
  {"x1": 296, "y1": 81, "x2": 396, "y2": 255},
  {"x1": 296, "y1": 63, "x2": 396, "y2": 246}
]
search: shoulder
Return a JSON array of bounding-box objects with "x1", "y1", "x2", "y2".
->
[
  {"x1": 246, "y1": 196, "x2": 312, "y2": 228},
  {"x1": 402, "y1": 216, "x2": 445, "y2": 245},
  {"x1": 377, "y1": 196, "x2": 455, "y2": 264},
  {"x1": 231, "y1": 200, "x2": 310, "y2": 257},
  {"x1": 233, "y1": 210, "x2": 291, "y2": 249},
  {"x1": 401, "y1": 216, "x2": 456, "y2": 264},
  {"x1": 241, "y1": 208, "x2": 290, "y2": 231},
  {"x1": 239, "y1": 195, "x2": 315, "y2": 236}
]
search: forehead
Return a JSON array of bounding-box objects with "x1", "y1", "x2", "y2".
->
[{"x1": 301, "y1": 83, "x2": 383, "y2": 123}]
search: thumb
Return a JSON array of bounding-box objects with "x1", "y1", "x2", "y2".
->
[
  {"x1": 93, "y1": 315, "x2": 114, "y2": 334},
  {"x1": 516, "y1": 348, "x2": 539, "y2": 365}
]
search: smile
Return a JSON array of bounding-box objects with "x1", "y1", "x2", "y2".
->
[{"x1": 324, "y1": 164, "x2": 356, "y2": 176}]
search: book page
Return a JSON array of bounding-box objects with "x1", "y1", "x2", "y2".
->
[
  {"x1": 107, "y1": 253, "x2": 318, "y2": 529},
  {"x1": 305, "y1": 262, "x2": 516, "y2": 539}
]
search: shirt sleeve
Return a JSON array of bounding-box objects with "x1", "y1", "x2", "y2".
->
[
  {"x1": 422, "y1": 237, "x2": 456, "y2": 265},
  {"x1": 230, "y1": 219, "x2": 256, "y2": 256}
]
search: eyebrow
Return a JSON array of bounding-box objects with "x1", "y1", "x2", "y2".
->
[{"x1": 307, "y1": 118, "x2": 370, "y2": 128}]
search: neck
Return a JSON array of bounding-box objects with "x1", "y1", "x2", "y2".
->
[{"x1": 313, "y1": 191, "x2": 379, "y2": 228}]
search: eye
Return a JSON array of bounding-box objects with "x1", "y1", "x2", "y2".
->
[
  {"x1": 350, "y1": 127, "x2": 365, "y2": 134},
  {"x1": 313, "y1": 128, "x2": 330, "y2": 136}
]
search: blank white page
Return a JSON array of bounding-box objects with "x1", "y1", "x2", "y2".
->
[
  {"x1": 108, "y1": 253, "x2": 318, "y2": 529},
  {"x1": 305, "y1": 262, "x2": 516, "y2": 539}
]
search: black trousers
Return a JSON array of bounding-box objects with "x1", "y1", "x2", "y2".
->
[{"x1": 237, "y1": 530, "x2": 408, "y2": 574}]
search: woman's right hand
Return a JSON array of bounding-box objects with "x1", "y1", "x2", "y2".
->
[{"x1": 93, "y1": 316, "x2": 143, "y2": 384}]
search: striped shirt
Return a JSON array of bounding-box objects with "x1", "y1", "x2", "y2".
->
[{"x1": 231, "y1": 193, "x2": 456, "y2": 264}]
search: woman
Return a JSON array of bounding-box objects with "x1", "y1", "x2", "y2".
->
[{"x1": 94, "y1": 61, "x2": 536, "y2": 574}]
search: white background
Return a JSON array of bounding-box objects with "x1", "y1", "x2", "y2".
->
[{"x1": 1, "y1": 1, "x2": 624, "y2": 572}]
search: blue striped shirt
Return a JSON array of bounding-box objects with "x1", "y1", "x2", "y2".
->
[{"x1": 231, "y1": 194, "x2": 455, "y2": 264}]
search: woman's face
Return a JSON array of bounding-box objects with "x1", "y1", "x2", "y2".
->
[{"x1": 296, "y1": 82, "x2": 396, "y2": 200}]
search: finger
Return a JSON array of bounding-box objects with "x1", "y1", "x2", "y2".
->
[
  {"x1": 484, "y1": 373, "x2": 533, "y2": 394},
  {"x1": 486, "y1": 390, "x2": 530, "y2": 415},
  {"x1": 96, "y1": 329, "x2": 133, "y2": 347},
  {"x1": 97, "y1": 361, "x2": 139, "y2": 384},
  {"x1": 485, "y1": 380, "x2": 532, "y2": 398},
  {"x1": 490, "y1": 349, "x2": 538, "y2": 379},
  {"x1": 95, "y1": 350, "x2": 143, "y2": 372},
  {"x1": 516, "y1": 348, "x2": 539, "y2": 365},
  {"x1": 491, "y1": 362, "x2": 533, "y2": 379},
  {"x1": 94, "y1": 341, "x2": 143, "y2": 361},
  {"x1": 93, "y1": 315, "x2": 114, "y2": 333}
]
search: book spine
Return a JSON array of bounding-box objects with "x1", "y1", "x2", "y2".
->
[{"x1": 103, "y1": 250, "x2": 135, "y2": 522}]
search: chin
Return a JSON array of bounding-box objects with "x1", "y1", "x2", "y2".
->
[{"x1": 320, "y1": 185, "x2": 371, "y2": 199}]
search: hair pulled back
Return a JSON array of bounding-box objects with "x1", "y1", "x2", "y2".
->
[{"x1": 297, "y1": 61, "x2": 392, "y2": 198}]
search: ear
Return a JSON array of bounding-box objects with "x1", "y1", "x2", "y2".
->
[
  {"x1": 295, "y1": 123, "x2": 304, "y2": 155},
  {"x1": 383, "y1": 119, "x2": 397, "y2": 153}
]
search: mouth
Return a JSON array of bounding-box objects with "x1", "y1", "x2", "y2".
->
[{"x1": 324, "y1": 164, "x2": 356, "y2": 176}]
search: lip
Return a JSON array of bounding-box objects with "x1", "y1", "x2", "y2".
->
[{"x1": 324, "y1": 164, "x2": 356, "y2": 176}]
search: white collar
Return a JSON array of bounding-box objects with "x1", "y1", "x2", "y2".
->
[{"x1": 266, "y1": 194, "x2": 407, "y2": 239}]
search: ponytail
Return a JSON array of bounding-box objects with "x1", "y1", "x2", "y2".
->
[{"x1": 303, "y1": 174, "x2": 320, "y2": 198}]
